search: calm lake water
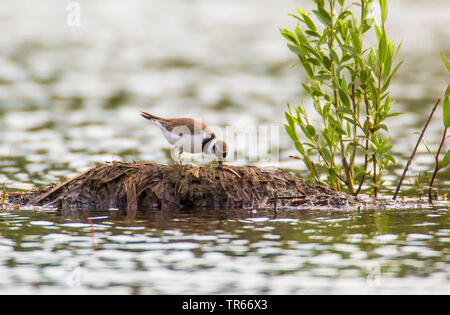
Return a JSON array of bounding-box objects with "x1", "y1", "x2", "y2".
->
[{"x1": 0, "y1": 0, "x2": 449, "y2": 294}]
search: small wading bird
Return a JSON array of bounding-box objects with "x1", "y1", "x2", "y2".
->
[{"x1": 140, "y1": 112, "x2": 228, "y2": 166}]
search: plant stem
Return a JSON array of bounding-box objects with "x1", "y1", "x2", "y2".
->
[
  {"x1": 356, "y1": 92, "x2": 372, "y2": 195},
  {"x1": 428, "y1": 127, "x2": 448, "y2": 203},
  {"x1": 350, "y1": 79, "x2": 359, "y2": 172},
  {"x1": 328, "y1": 0, "x2": 354, "y2": 193},
  {"x1": 355, "y1": 154, "x2": 368, "y2": 195},
  {"x1": 393, "y1": 98, "x2": 441, "y2": 200},
  {"x1": 373, "y1": 61, "x2": 384, "y2": 198}
]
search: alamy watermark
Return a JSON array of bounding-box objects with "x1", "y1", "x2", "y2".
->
[
  {"x1": 366, "y1": 262, "x2": 382, "y2": 288},
  {"x1": 66, "y1": 2, "x2": 81, "y2": 27},
  {"x1": 65, "y1": 260, "x2": 82, "y2": 287}
]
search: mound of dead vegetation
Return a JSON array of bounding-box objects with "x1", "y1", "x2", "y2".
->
[{"x1": 8, "y1": 161, "x2": 360, "y2": 211}]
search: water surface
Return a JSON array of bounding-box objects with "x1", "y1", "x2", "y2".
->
[{"x1": 0, "y1": 207, "x2": 448, "y2": 294}]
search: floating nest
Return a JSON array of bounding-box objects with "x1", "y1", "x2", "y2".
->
[{"x1": 8, "y1": 161, "x2": 360, "y2": 211}]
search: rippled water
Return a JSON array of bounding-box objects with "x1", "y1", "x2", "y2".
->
[
  {"x1": 0, "y1": 207, "x2": 448, "y2": 294},
  {"x1": 0, "y1": 0, "x2": 449, "y2": 294}
]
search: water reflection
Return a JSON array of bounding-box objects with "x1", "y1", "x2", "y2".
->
[{"x1": 0, "y1": 208, "x2": 448, "y2": 294}]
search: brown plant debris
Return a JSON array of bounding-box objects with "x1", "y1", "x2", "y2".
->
[{"x1": 8, "y1": 162, "x2": 360, "y2": 210}]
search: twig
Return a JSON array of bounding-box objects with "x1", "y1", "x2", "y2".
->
[
  {"x1": 268, "y1": 195, "x2": 306, "y2": 200},
  {"x1": 220, "y1": 166, "x2": 241, "y2": 178},
  {"x1": 100, "y1": 169, "x2": 133, "y2": 185},
  {"x1": 393, "y1": 98, "x2": 441, "y2": 200},
  {"x1": 29, "y1": 166, "x2": 97, "y2": 205},
  {"x1": 83, "y1": 214, "x2": 96, "y2": 251}
]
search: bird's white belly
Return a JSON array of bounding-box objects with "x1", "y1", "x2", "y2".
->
[
  {"x1": 154, "y1": 121, "x2": 179, "y2": 144},
  {"x1": 174, "y1": 133, "x2": 204, "y2": 153}
]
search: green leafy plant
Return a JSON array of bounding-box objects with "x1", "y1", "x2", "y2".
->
[
  {"x1": 428, "y1": 51, "x2": 450, "y2": 202},
  {"x1": 282, "y1": 0, "x2": 402, "y2": 196}
]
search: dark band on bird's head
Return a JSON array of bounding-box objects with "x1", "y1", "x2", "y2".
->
[{"x1": 202, "y1": 133, "x2": 216, "y2": 152}]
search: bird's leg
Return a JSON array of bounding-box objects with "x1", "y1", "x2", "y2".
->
[
  {"x1": 170, "y1": 146, "x2": 181, "y2": 165},
  {"x1": 179, "y1": 148, "x2": 183, "y2": 165}
]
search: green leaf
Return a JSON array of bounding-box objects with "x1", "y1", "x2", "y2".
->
[
  {"x1": 330, "y1": 50, "x2": 340, "y2": 65},
  {"x1": 328, "y1": 167, "x2": 337, "y2": 179},
  {"x1": 340, "y1": 76, "x2": 349, "y2": 93},
  {"x1": 306, "y1": 124, "x2": 316, "y2": 138},
  {"x1": 378, "y1": 30, "x2": 388, "y2": 65},
  {"x1": 341, "y1": 45, "x2": 363, "y2": 67},
  {"x1": 440, "y1": 51, "x2": 450, "y2": 71},
  {"x1": 336, "y1": 20, "x2": 348, "y2": 40},
  {"x1": 383, "y1": 153, "x2": 396, "y2": 165},
  {"x1": 296, "y1": 8, "x2": 317, "y2": 32},
  {"x1": 285, "y1": 124, "x2": 296, "y2": 142},
  {"x1": 313, "y1": 74, "x2": 332, "y2": 81},
  {"x1": 316, "y1": 0, "x2": 325, "y2": 9},
  {"x1": 439, "y1": 149, "x2": 450, "y2": 169},
  {"x1": 320, "y1": 147, "x2": 332, "y2": 164},
  {"x1": 311, "y1": 84, "x2": 324, "y2": 97},
  {"x1": 281, "y1": 29, "x2": 298, "y2": 44},
  {"x1": 379, "y1": 0, "x2": 388, "y2": 25},
  {"x1": 308, "y1": 57, "x2": 321, "y2": 67},
  {"x1": 322, "y1": 129, "x2": 332, "y2": 147},
  {"x1": 373, "y1": 20, "x2": 382, "y2": 40},
  {"x1": 349, "y1": 27, "x2": 362, "y2": 53},
  {"x1": 341, "y1": 54, "x2": 352, "y2": 63},
  {"x1": 287, "y1": 43, "x2": 304, "y2": 56},
  {"x1": 322, "y1": 56, "x2": 332, "y2": 70},
  {"x1": 295, "y1": 141, "x2": 306, "y2": 155},
  {"x1": 338, "y1": 89, "x2": 351, "y2": 108},
  {"x1": 360, "y1": 18, "x2": 373, "y2": 34},
  {"x1": 444, "y1": 85, "x2": 450, "y2": 128},
  {"x1": 382, "y1": 60, "x2": 403, "y2": 92},
  {"x1": 342, "y1": 115, "x2": 357, "y2": 126},
  {"x1": 380, "y1": 144, "x2": 392, "y2": 154},
  {"x1": 305, "y1": 30, "x2": 320, "y2": 38},
  {"x1": 294, "y1": 25, "x2": 308, "y2": 43},
  {"x1": 295, "y1": 105, "x2": 304, "y2": 119},
  {"x1": 329, "y1": 119, "x2": 347, "y2": 136},
  {"x1": 338, "y1": 10, "x2": 352, "y2": 21},
  {"x1": 384, "y1": 41, "x2": 394, "y2": 76},
  {"x1": 285, "y1": 112, "x2": 295, "y2": 128},
  {"x1": 299, "y1": 55, "x2": 314, "y2": 77},
  {"x1": 312, "y1": 8, "x2": 331, "y2": 28},
  {"x1": 386, "y1": 112, "x2": 405, "y2": 117},
  {"x1": 299, "y1": 41, "x2": 321, "y2": 59}
]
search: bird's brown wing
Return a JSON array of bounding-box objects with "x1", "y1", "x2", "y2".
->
[{"x1": 163, "y1": 118, "x2": 212, "y2": 135}]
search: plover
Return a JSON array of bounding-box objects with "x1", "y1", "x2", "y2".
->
[{"x1": 141, "y1": 112, "x2": 228, "y2": 165}]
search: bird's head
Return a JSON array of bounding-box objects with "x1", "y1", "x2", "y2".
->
[{"x1": 212, "y1": 139, "x2": 228, "y2": 162}]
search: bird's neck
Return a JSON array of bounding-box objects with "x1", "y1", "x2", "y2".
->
[{"x1": 202, "y1": 134, "x2": 216, "y2": 154}]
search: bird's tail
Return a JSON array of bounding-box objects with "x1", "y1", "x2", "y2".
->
[{"x1": 140, "y1": 112, "x2": 164, "y2": 122}]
